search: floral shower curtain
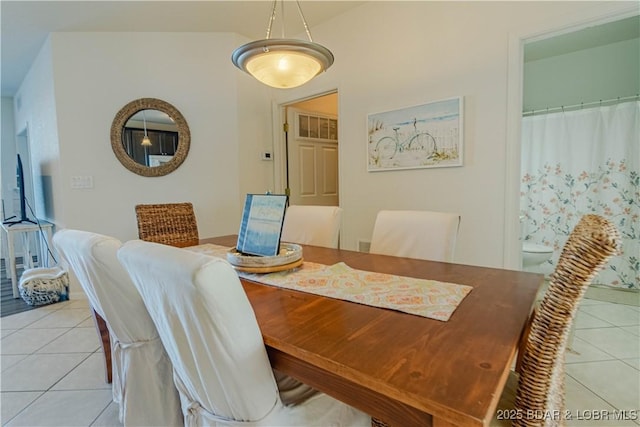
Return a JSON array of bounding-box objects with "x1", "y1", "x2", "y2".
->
[{"x1": 520, "y1": 101, "x2": 639, "y2": 289}]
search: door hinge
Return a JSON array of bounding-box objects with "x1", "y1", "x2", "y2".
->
[{"x1": 283, "y1": 123, "x2": 289, "y2": 132}]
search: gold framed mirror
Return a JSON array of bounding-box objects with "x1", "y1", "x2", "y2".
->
[{"x1": 110, "y1": 98, "x2": 190, "y2": 177}]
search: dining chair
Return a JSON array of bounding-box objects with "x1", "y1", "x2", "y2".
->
[
  {"x1": 53, "y1": 229, "x2": 183, "y2": 427},
  {"x1": 369, "y1": 210, "x2": 461, "y2": 261},
  {"x1": 135, "y1": 202, "x2": 199, "y2": 248},
  {"x1": 280, "y1": 205, "x2": 343, "y2": 248},
  {"x1": 136, "y1": 202, "x2": 322, "y2": 407},
  {"x1": 492, "y1": 214, "x2": 620, "y2": 427},
  {"x1": 118, "y1": 239, "x2": 371, "y2": 426}
]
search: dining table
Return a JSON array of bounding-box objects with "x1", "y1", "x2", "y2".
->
[{"x1": 199, "y1": 235, "x2": 543, "y2": 427}]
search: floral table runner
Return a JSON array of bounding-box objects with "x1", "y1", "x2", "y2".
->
[{"x1": 187, "y1": 244, "x2": 472, "y2": 321}]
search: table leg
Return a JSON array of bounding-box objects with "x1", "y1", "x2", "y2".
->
[
  {"x1": 21, "y1": 232, "x2": 33, "y2": 269},
  {"x1": 8, "y1": 230, "x2": 19, "y2": 298},
  {"x1": 91, "y1": 308, "x2": 112, "y2": 383}
]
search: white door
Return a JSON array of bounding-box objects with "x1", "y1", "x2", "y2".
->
[{"x1": 286, "y1": 108, "x2": 339, "y2": 206}]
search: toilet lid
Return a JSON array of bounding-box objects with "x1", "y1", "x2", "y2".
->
[{"x1": 523, "y1": 242, "x2": 553, "y2": 253}]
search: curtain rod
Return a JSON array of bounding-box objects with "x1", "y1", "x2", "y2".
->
[{"x1": 523, "y1": 94, "x2": 639, "y2": 117}]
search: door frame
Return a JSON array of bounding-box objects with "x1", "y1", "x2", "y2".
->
[
  {"x1": 271, "y1": 89, "x2": 339, "y2": 200},
  {"x1": 503, "y1": 6, "x2": 637, "y2": 270}
]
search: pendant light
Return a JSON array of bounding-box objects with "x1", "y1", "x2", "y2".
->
[
  {"x1": 231, "y1": 0, "x2": 334, "y2": 89},
  {"x1": 141, "y1": 110, "x2": 152, "y2": 146}
]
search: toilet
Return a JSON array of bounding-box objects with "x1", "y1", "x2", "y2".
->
[{"x1": 522, "y1": 242, "x2": 554, "y2": 268}]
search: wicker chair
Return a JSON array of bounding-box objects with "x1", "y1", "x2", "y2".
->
[
  {"x1": 491, "y1": 214, "x2": 620, "y2": 427},
  {"x1": 135, "y1": 202, "x2": 199, "y2": 248}
]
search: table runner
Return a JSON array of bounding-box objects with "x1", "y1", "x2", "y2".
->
[{"x1": 187, "y1": 244, "x2": 472, "y2": 321}]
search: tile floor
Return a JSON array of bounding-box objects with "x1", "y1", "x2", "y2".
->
[
  {"x1": 1, "y1": 299, "x2": 121, "y2": 427},
  {"x1": 1, "y1": 296, "x2": 639, "y2": 426}
]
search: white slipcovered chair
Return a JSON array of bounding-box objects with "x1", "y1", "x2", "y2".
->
[
  {"x1": 369, "y1": 210, "x2": 461, "y2": 262},
  {"x1": 118, "y1": 239, "x2": 371, "y2": 427},
  {"x1": 53, "y1": 230, "x2": 182, "y2": 426},
  {"x1": 280, "y1": 205, "x2": 343, "y2": 249}
]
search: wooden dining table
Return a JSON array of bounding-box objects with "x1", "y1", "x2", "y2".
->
[{"x1": 201, "y1": 235, "x2": 543, "y2": 427}]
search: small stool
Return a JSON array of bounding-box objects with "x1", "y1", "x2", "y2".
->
[{"x1": 18, "y1": 266, "x2": 69, "y2": 306}]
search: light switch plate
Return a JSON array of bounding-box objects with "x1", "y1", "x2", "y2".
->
[{"x1": 71, "y1": 176, "x2": 94, "y2": 189}]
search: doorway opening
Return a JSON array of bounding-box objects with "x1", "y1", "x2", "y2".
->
[
  {"x1": 506, "y1": 11, "x2": 639, "y2": 305},
  {"x1": 274, "y1": 91, "x2": 339, "y2": 207}
]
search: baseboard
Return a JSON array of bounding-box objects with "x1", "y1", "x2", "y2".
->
[{"x1": 585, "y1": 285, "x2": 640, "y2": 306}]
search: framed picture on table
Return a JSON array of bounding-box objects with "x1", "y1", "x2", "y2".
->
[{"x1": 236, "y1": 194, "x2": 288, "y2": 256}]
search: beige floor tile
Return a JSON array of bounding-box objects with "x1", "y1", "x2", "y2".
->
[
  {"x1": 78, "y1": 317, "x2": 96, "y2": 328},
  {"x1": 0, "y1": 328, "x2": 69, "y2": 355},
  {"x1": 575, "y1": 310, "x2": 614, "y2": 329},
  {"x1": 1, "y1": 329, "x2": 18, "y2": 338},
  {"x1": 622, "y1": 325, "x2": 640, "y2": 336},
  {"x1": 90, "y1": 401, "x2": 123, "y2": 427},
  {"x1": 567, "y1": 360, "x2": 640, "y2": 412},
  {"x1": 580, "y1": 303, "x2": 640, "y2": 327},
  {"x1": 64, "y1": 299, "x2": 91, "y2": 310},
  {"x1": 26, "y1": 309, "x2": 92, "y2": 329},
  {"x1": 52, "y1": 353, "x2": 111, "y2": 391},
  {"x1": 1, "y1": 353, "x2": 88, "y2": 391},
  {"x1": 1, "y1": 354, "x2": 28, "y2": 372},
  {"x1": 565, "y1": 375, "x2": 638, "y2": 426},
  {"x1": 566, "y1": 337, "x2": 618, "y2": 364},
  {"x1": 581, "y1": 298, "x2": 607, "y2": 306},
  {"x1": 34, "y1": 301, "x2": 69, "y2": 311},
  {"x1": 575, "y1": 327, "x2": 640, "y2": 359},
  {"x1": 5, "y1": 389, "x2": 113, "y2": 427},
  {"x1": 0, "y1": 310, "x2": 52, "y2": 330},
  {"x1": 622, "y1": 358, "x2": 640, "y2": 370},
  {"x1": 1, "y1": 391, "x2": 43, "y2": 425},
  {"x1": 36, "y1": 327, "x2": 100, "y2": 354}
]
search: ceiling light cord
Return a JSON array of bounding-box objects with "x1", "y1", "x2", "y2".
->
[
  {"x1": 265, "y1": 0, "x2": 278, "y2": 40},
  {"x1": 265, "y1": 0, "x2": 314, "y2": 42},
  {"x1": 295, "y1": 0, "x2": 314, "y2": 42}
]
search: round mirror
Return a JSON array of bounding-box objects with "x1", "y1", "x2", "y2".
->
[{"x1": 111, "y1": 98, "x2": 190, "y2": 177}]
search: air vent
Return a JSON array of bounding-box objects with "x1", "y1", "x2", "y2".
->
[{"x1": 357, "y1": 239, "x2": 371, "y2": 253}]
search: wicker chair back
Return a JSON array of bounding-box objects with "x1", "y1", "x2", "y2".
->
[
  {"x1": 514, "y1": 214, "x2": 620, "y2": 427},
  {"x1": 135, "y1": 202, "x2": 199, "y2": 248}
]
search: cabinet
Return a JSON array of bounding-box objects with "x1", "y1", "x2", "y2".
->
[{"x1": 122, "y1": 128, "x2": 178, "y2": 166}]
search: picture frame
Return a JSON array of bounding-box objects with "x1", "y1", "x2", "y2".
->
[
  {"x1": 236, "y1": 194, "x2": 288, "y2": 256},
  {"x1": 148, "y1": 154, "x2": 173, "y2": 167},
  {"x1": 367, "y1": 96, "x2": 464, "y2": 171}
]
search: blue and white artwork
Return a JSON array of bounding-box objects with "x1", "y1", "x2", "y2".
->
[
  {"x1": 367, "y1": 97, "x2": 463, "y2": 171},
  {"x1": 237, "y1": 194, "x2": 288, "y2": 256}
]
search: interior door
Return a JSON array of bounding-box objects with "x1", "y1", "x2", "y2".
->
[{"x1": 286, "y1": 107, "x2": 339, "y2": 206}]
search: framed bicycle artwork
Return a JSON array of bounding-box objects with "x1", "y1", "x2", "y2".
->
[{"x1": 367, "y1": 96, "x2": 463, "y2": 171}]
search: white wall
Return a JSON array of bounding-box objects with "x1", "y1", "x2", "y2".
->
[
  {"x1": 272, "y1": 1, "x2": 637, "y2": 268},
  {"x1": 19, "y1": 32, "x2": 272, "y2": 243}
]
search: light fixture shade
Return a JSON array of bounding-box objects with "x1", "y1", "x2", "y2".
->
[
  {"x1": 141, "y1": 136, "x2": 152, "y2": 146},
  {"x1": 232, "y1": 39, "x2": 334, "y2": 89}
]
